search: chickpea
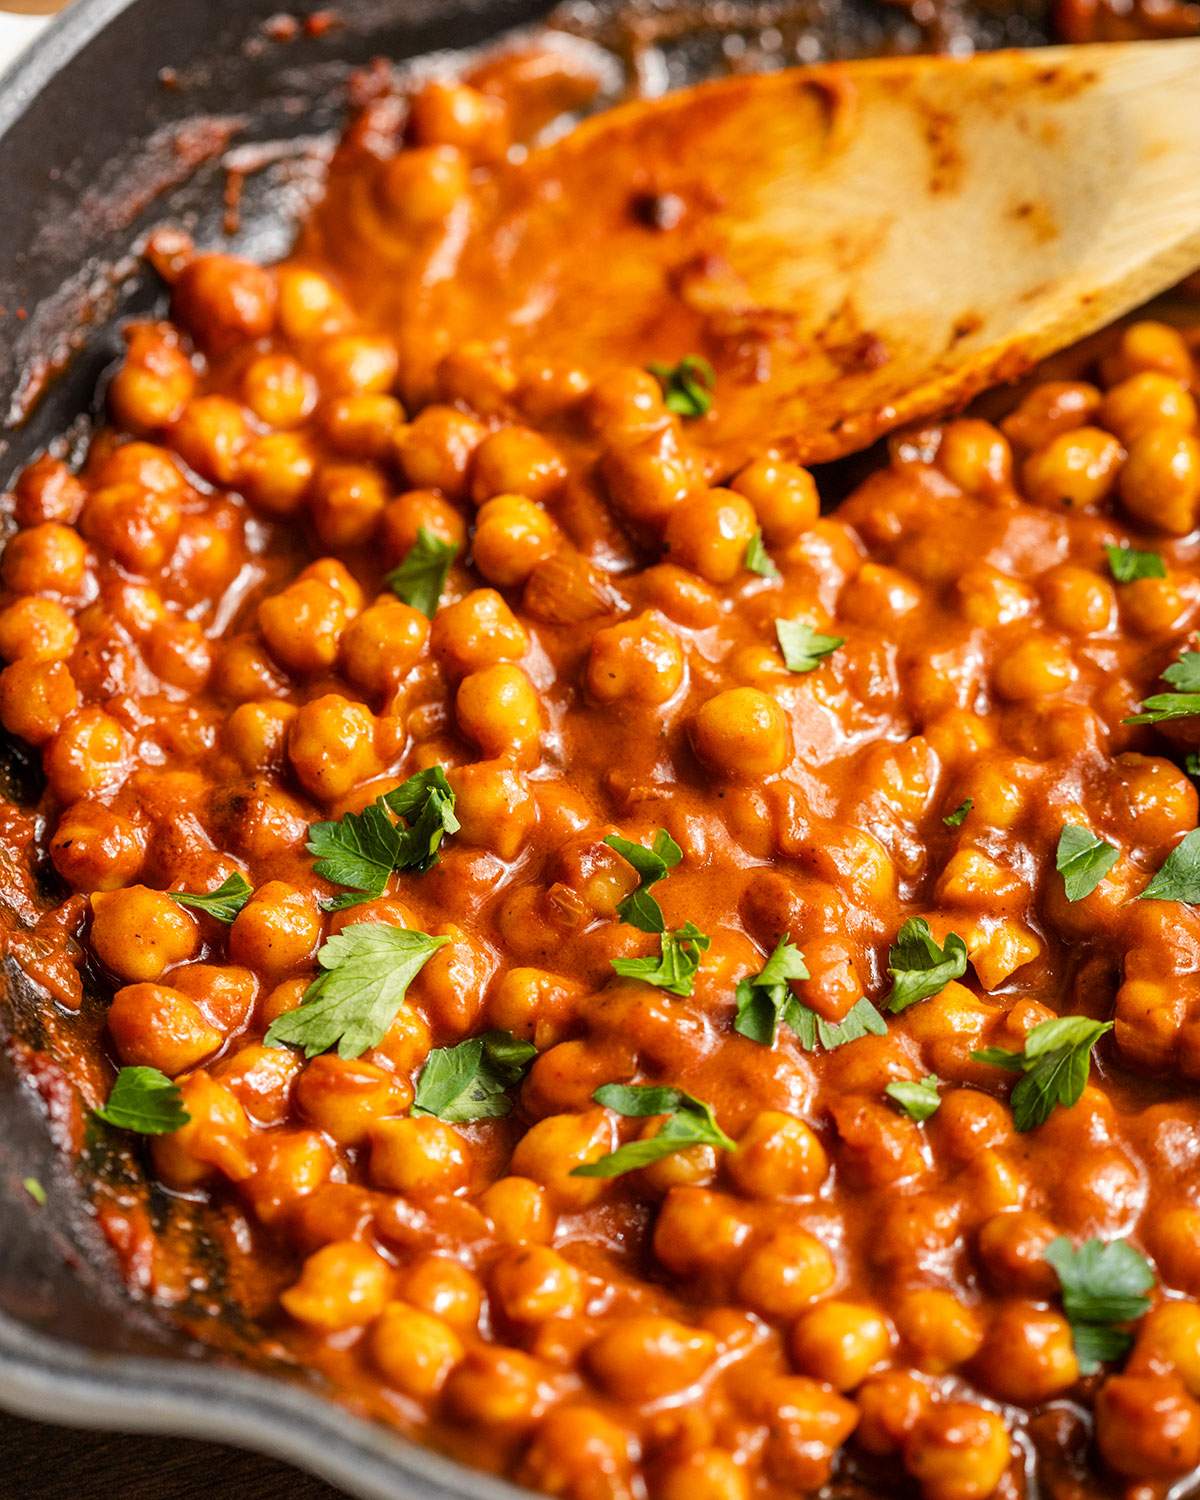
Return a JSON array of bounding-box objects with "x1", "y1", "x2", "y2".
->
[
  {"x1": 0, "y1": 597, "x2": 77, "y2": 663},
  {"x1": 444, "y1": 1346, "x2": 552, "y2": 1430},
  {"x1": 229, "y1": 881, "x2": 322, "y2": 977},
  {"x1": 241, "y1": 1128, "x2": 334, "y2": 1224},
  {"x1": 1107, "y1": 319, "x2": 1194, "y2": 383},
  {"x1": 750, "y1": 1374, "x2": 858, "y2": 1490},
  {"x1": 257, "y1": 580, "x2": 349, "y2": 678},
  {"x1": 14, "y1": 456, "x2": 86, "y2": 527},
  {"x1": 732, "y1": 457, "x2": 819, "y2": 544},
  {"x1": 492, "y1": 1246, "x2": 584, "y2": 1325},
  {"x1": 288, "y1": 693, "x2": 378, "y2": 802},
  {"x1": 241, "y1": 352, "x2": 316, "y2": 428},
  {"x1": 337, "y1": 599, "x2": 427, "y2": 700},
  {"x1": 471, "y1": 427, "x2": 566, "y2": 507},
  {"x1": 224, "y1": 700, "x2": 296, "y2": 774},
  {"x1": 691, "y1": 687, "x2": 789, "y2": 778},
  {"x1": 1101, "y1": 371, "x2": 1197, "y2": 444},
  {"x1": 295, "y1": 1055, "x2": 403, "y2": 1146},
  {"x1": 447, "y1": 760, "x2": 538, "y2": 859},
  {"x1": 842, "y1": 562, "x2": 924, "y2": 625},
  {"x1": 398, "y1": 405, "x2": 487, "y2": 499},
  {"x1": 369, "y1": 1115, "x2": 469, "y2": 1197},
  {"x1": 519, "y1": 1406, "x2": 635, "y2": 1500},
  {"x1": 50, "y1": 801, "x2": 145, "y2": 892},
  {"x1": 172, "y1": 253, "x2": 276, "y2": 352},
  {"x1": 108, "y1": 324, "x2": 197, "y2": 432},
  {"x1": 586, "y1": 367, "x2": 668, "y2": 441},
  {"x1": 735, "y1": 1227, "x2": 836, "y2": 1319},
  {"x1": 992, "y1": 635, "x2": 1075, "y2": 700},
  {"x1": 893, "y1": 1289, "x2": 983, "y2": 1374},
  {"x1": 587, "y1": 1315, "x2": 717, "y2": 1401},
  {"x1": 904, "y1": 1402, "x2": 1011, "y2": 1500},
  {"x1": 372, "y1": 1301, "x2": 464, "y2": 1399},
  {"x1": 238, "y1": 431, "x2": 316, "y2": 516},
  {"x1": 1022, "y1": 426, "x2": 1124, "y2": 511},
  {"x1": 974, "y1": 1210, "x2": 1058, "y2": 1296},
  {"x1": 657, "y1": 1449, "x2": 748, "y2": 1500},
  {"x1": 510, "y1": 1109, "x2": 613, "y2": 1211},
  {"x1": 409, "y1": 78, "x2": 508, "y2": 158},
  {"x1": 1133, "y1": 1301, "x2": 1200, "y2": 1397},
  {"x1": 309, "y1": 333, "x2": 398, "y2": 400},
  {"x1": 585, "y1": 611, "x2": 685, "y2": 705},
  {"x1": 726, "y1": 1110, "x2": 829, "y2": 1198},
  {"x1": 664, "y1": 489, "x2": 759, "y2": 584},
  {"x1": 280, "y1": 1240, "x2": 393, "y2": 1332},
  {"x1": 789, "y1": 1300, "x2": 892, "y2": 1391},
  {"x1": 150, "y1": 1071, "x2": 253, "y2": 1188},
  {"x1": 89, "y1": 885, "x2": 199, "y2": 984},
  {"x1": 275, "y1": 266, "x2": 352, "y2": 344},
  {"x1": 309, "y1": 461, "x2": 389, "y2": 550},
  {"x1": 379, "y1": 144, "x2": 469, "y2": 228},
  {"x1": 380, "y1": 489, "x2": 467, "y2": 563},
  {"x1": 211, "y1": 1040, "x2": 300, "y2": 1126},
  {"x1": 456, "y1": 662, "x2": 541, "y2": 762},
  {"x1": 973, "y1": 1301, "x2": 1078, "y2": 1403},
  {"x1": 106, "y1": 982, "x2": 221, "y2": 1075},
  {"x1": 1042, "y1": 563, "x2": 1120, "y2": 641},
  {"x1": 1153, "y1": 1206, "x2": 1200, "y2": 1294},
  {"x1": 600, "y1": 428, "x2": 702, "y2": 526},
  {"x1": 653, "y1": 1186, "x2": 754, "y2": 1277},
  {"x1": 471, "y1": 494, "x2": 559, "y2": 588},
  {"x1": 937, "y1": 419, "x2": 1012, "y2": 496},
  {"x1": 0, "y1": 659, "x2": 79, "y2": 746},
  {"x1": 480, "y1": 1176, "x2": 554, "y2": 1245},
  {"x1": 856, "y1": 1370, "x2": 932, "y2": 1456},
  {"x1": 402, "y1": 1254, "x2": 482, "y2": 1329},
  {"x1": 2, "y1": 522, "x2": 88, "y2": 596},
  {"x1": 1119, "y1": 428, "x2": 1200, "y2": 535},
  {"x1": 170, "y1": 394, "x2": 250, "y2": 485},
  {"x1": 432, "y1": 588, "x2": 528, "y2": 677},
  {"x1": 1094, "y1": 1374, "x2": 1200, "y2": 1479},
  {"x1": 1002, "y1": 380, "x2": 1102, "y2": 450}
]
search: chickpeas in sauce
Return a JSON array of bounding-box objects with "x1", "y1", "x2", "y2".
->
[{"x1": 9, "y1": 45, "x2": 1200, "y2": 1500}]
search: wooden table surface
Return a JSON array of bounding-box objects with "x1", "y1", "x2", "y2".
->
[{"x1": 0, "y1": 1406, "x2": 347, "y2": 1498}]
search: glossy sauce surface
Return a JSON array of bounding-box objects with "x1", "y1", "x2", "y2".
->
[{"x1": 6, "y1": 37, "x2": 1200, "y2": 1500}]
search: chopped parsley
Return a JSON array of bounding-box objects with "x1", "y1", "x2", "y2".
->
[
  {"x1": 646, "y1": 355, "x2": 715, "y2": 418},
  {"x1": 1056, "y1": 824, "x2": 1118, "y2": 902},
  {"x1": 604, "y1": 828, "x2": 683, "y2": 934},
  {"x1": 744, "y1": 529, "x2": 780, "y2": 579},
  {"x1": 775, "y1": 617, "x2": 844, "y2": 673},
  {"x1": 885, "y1": 1074, "x2": 942, "y2": 1121},
  {"x1": 22, "y1": 1177, "x2": 46, "y2": 1206},
  {"x1": 611, "y1": 922, "x2": 710, "y2": 998},
  {"x1": 1125, "y1": 649, "x2": 1200, "y2": 725},
  {"x1": 733, "y1": 935, "x2": 810, "y2": 1046},
  {"x1": 1043, "y1": 1235, "x2": 1154, "y2": 1373},
  {"x1": 885, "y1": 918, "x2": 968, "y2": 1013},
  {"x1": 571, "y1": 1082, "x2": 734, "y2": 1178},
  {"x1": 167, "y1": 871, "x2": 253, "y2": 924},
  {"x1": 308, "y1": 766, "x2": 458, "y2": 909},
  {"x1": 1105, "y1": 544, "x2": 1165, "y2": 583},
  {"x1": 412, "y1": 1031, "x2": 537, "y2": 1122},
  {"x1": 789, "y1": 997, "x2": 888, "y2": 1052},
  {"x1": 93, "y1": 1067, "x2": 189, "y2": 1135},
  {"x1": 943, "y1": 798, "x2": 973, "y2": 829},
  {"x1": 264, "y1": 923, "x2": 449, "y2": 1059},
  {"x1": 1139, "y1": 828, "x2": 1200, "y2": 903},
  {"x1": 972, "y1": 1015, "x2": 1112, "y2": 1132},
  {"x1": 385, "y1": 527, "x2": 458, "y2": 618}
]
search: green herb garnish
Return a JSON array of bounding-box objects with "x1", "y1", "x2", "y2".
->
[
  {"x1": 1043, "y1": 1235, "x2": 1154, "y2": 1373},
  {"x1": 94, "y1": 1067, "x2": 189, "y2": 1135},
  {"x1": 745, "y1": 529, "x2": 780, "y2": 579},
  {"x1": 1056, "y1": 824, "x2": 1118, "y2": 902},
  {"x1": 647, "y1": 355, "x2": 715, "y2": 419},
  {"x1": 1139, "y1": 828, "x2": 1200, "y2": 903},
  {"x1": 611, "y1": 922, "x2": 710, "y2": 998},
  {"x1": 885, "y1": 1074, "x2": 942, "y2": 1121},
  {"x1": 733, "y1": 935, "x2": 810, "y2": 1046},
  {"x1": 775, "y1": 617, "x2": 844, "y2": 673},
  {"x1": 167, "y1": 872, "x2": 253, "y2": 924},
  {"x1": 972, "y1": 1016, "x2": 1112, "y2": 1132},
  {"x1": 604, "y1": 828, "x2": 683, "y2": 934},
  {"x1": 943, "y1": 799, "x2": 972, "y2": 829},
  {"x1": 571, "y1": 1082, "x2": 734, "y2": 1178},
  {"x1": 886, "y1": 918, "x2": 968, "y2": 1013},
  {"x1": 412, "y1": 1031, "x2": 537, "y2": 1122},
  {"x1": 1125, "y1": 650, "x2": 1200, "y2": 725},
  {"x1": 385, "y1": 527, "x2": 458, "y2": 618},
  {"x1": 1105, "y1": 544, "x2": 1165, "y2": 583}
]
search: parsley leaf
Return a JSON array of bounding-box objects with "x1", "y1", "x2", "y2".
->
[
  {"x1": 412, "y1": 1030, "x2": 537, "y2": 1122},
  {"x1": 734, "y1": 935, "x2": 810, "y2": 1045},
  {"x1": 308, "y1": 766, "x2": 458, "y2": 908},
  {"x1": 886, "y1": 918, "x2": 968, "y2": 1013},
  {"x1": 788, "y1": 996, "x2": 888, "y2": 1052},
  {"x1": 93, "y1": 1066, "x2": 189, "y2": 1134},
  {"x1": 1187, "y1": 753, "x2": 1200, "y2": 778},
  {"x1": 1125, "y1": 649, "x2": 1200, "y2": 724},
  {"x1": 943, "y1": 798, "x2": 972, "y2": 829},
  {"x1": 885, "y1": 1074, "x2": 942, "y2": 1121},
  {"x1": 647, "y1": 355, "x2": 715, "y2": 418},
  {"x1": 1043, "y1": 1235, "x2": 1154, "y2": 1373},
  {"x1": 972, "y1": 1015, "x2": 1112, "y2": 1132},
  {"x1": 571, "y1": 1082, "x2": 734, "y2": 1178},
  {"x1": 385, "y1": 527, "x2": 458, "y2": 618},
  {"x1": 264, "y1": 923, "x2": 449, "y2": 1059},
  {"x1": 604, "y1": 828, "x2": 683, "y2": 934},
  {"x1": 1139, "y1": 828, "x2": 1200, "y2": 903},
  {"x1": 776, "y1": 617, "x2": 844, "y2": 673},
  {"x1": 22, "y1": 1177, "x2": 46, "y2": 1206},
  {"x1": 167, "y1": 872, "x2": 253, "y2": 924},
  {"x1": 745, "y1": 530, "x2": 780, "y2": 580},
  {"x1": 1056, "y1": 824, "x2": 1119, "y2": 902},
  {"x1": 1105, "y1": 544, "x2": 1165, "y2": 583},
  {"x1": 611, "y1": 921, "x2": 710, "y2": 998}
]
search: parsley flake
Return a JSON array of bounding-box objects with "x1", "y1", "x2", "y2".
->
[
  {"x1": 1056, "y1": 824, "x2": 1119, "y2": 902},
  {"x1": 308, "y1": 766, "x2": 458, "y2": 908},
  {"x1": 789, "y1": 996, "x2": 889, "y2": 1052},
  {"x1": 94, "y1": 1067, "x2": 190, "y2": 1135},
  {"x1": 776, "y1": 617, "x2": 844, "y2": 673},
  {"x1": 1139, "y1": 827, "x2": 1200, "y2": 903},
  {"x1": 885, "y1": 1074, "x2": 942, "y2": 1121},
  {"x1": 385, "y1": 527, "x2": 458, "y2": 618},
  {"x1": 611, "y1": 921, "x2": 710, "y2": 998},
  {"x1": 647, "y1": 355, "x2": 715, "y2": 419},
  {"x1": 1043, "y1": 1235, "x2": 1154, "y2": 1373},
  {"x1": 886, "y1": 918, "x2": 968, "y2": 1013},
  {"x1": 412, "y1": 1031, "x2": 537, "y2": 1122},
  {"x1": 167, "y1": 872, "x2": 253, "y2": 924},
  {"x1": 22, "y1": 1177, "x2": 46, "y2": 1206},
  {"x1": 571, "y1": 1082, "x2": 734, "y2": 1178},
  {"x1": 604, "y1": 828, "x2": 683, "y2": 934},
  {"x1": 972, "y1": 1015, "x2": 1112, "y2": 1132},
  {"x1": 1106, "y1": 544, "x2": 1166, "y2": 583},
  {"x1": 1125, "y1": 649, "x2": 1200, "y2": 725},
  {"x1": 745, "y1": 530, "x2": 780, "y2": 579},
  {"x1": 943, "y1": 798, "x2": 973, "y2": 829},
  {"x1": 734, "y1": 935, "x2": 810, "y2": 1046},
  {"x1": 265, "y1": 923, "x2": 449, "y2": 1059}
]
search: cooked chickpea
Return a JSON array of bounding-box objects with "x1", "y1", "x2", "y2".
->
[
  {"x1": 369, "y1": 1115, "x2": 469, "y2": 1197},
  {"x1": 371, "y1": 1301, "x2": 464, "y2": 1398},
  {"x1": 1102, "y1": 371, "x2": 1197, "y2": 444},
  {"x1": 519, "y1": 1406, "x2": 634, "y2": 1500},
  {"x1": 992, "y1": 635, "x2": 1075, "y2": 700},
  {"x1": 275, "y1": 266, "x2": 352, "y2": 343},
  {"x1": 172, "y1": 253, "x2": 276, "y2": 352},
  {"x1": 380, "y1": 489, "x2": 467, "y2": 563},
  {"x1": 1094, "y1": 1374, "x2": 1200, "y2": 1479},
  {"x1": 239, "y1": 432, "x2": 317, "y2": 516},
  {"x1": 409, "y1": 79, "x2": 509, "y2": 159},
  {"x1": 447, "y1": 760, "x2": 538, "y2": 859},
  {"x1": 691, "y1": 687, "x2": 789, "y2": 777},
  {"x1": 398, "y1": 405, "x2": 487, "y2": 499},
  {"x1": 90, "y1": 886, "x2": 199, "y2": 983},
  {"x1": 736, "y1": 1227, "x2": 837, "y2": 1319},
  {"x1": 280, "y1": 1240, "x2": 392, "y2": 1332},
  {"x1": 732, "y1": 457, "x2": 819, "y2": 543},
  {"x1": 600, "y1": 428, "x2": 702, "y2": 525},
  {"x1": 856, "y1": 1370, "x2": 932, "y2": 1456},
  {"x1": 587, "y1": 1315, "x2": 717, "y2": 1401},
  {"x1": 0, "y1": 659, "x2": 79, "y2": 746},
  {"x1": 471, "y1": 426, "x2": 566, "y2": 506},
  {"x1": 295, "y1": 1055, "x2": 403, "y2": 1146},
  {"x1": 664, "y1": 488, "x2": 760, "y2": 584},
  {"x1": 1022, "y1": 427, "x2": 1124, "y2": 511},
  {"x1": 50, "y1": 802, "x2": 144, "y2": 892},
  {"x1": 480, "y1": 1176, "x2": 554, "y2": 1245},
  {"x1": 471, "y1": 494, "x2": 559, "y2": 587},
  {"x1": 432, "y1": 588, "x2": 528, "y2": 676},
  {"x1": 288, "y1": 693, "x2": 378, "y2": 801},
  {"x1": 937, "y1": 420, "x2": 1012, "y2": 496},
  {"x1": 726, "y1": 1110, "x2": 829, "y2": 1197},
  {"x1": 310, "y1": 461, "x2": 389, "y2": 550},
  {"x1": 1108, "y1": 319, "x2": 1194, "y2": 383},
  {"x1": 510, "y1": 1110, "x2": 613, "y2": 1211},
  {"x1": 456, "y1": 662, "x2": 541, "y2": 762},
  {"x1": 106, "y1": 982, "x2": 221, "y2": 1075},
  {"x1": 380, "y1": 143, "x2": 469, "y2": 228},
  {"x1": 790, "y1": 1300, "x2": 893, "y2": 1391},
  {"x1": 1119, "y1": 428, "x2": 1200, "y2": 535},
  {"x1": 229, "y1": 881, "x2": 322, "y2": 977},
  {"x1": 492, "y1": 1246, "x2": 584, "y2": 1325},
  {"x1": 311, "y1": 333, "x2": 399, "y2": 399},
  {"x1": 444, "y1": 1346, "x2": 551, "y2": 1430},
  {"x1": 170, "y1": 394, "x2": 250, "y2": 485},
  {"x1": 3, "y1": 522, "x2": 88, "y2": 596},
  {"x1": 904, "y1": 1402, "x2": 1011, "y2": 1500},
  {"x1": 1002, "y1": 380, "x2": 1101, "y2": 450},
  {"x1": 242, "y1": 352, "x2": 316, "y2": 428},
  {"x1": 973, "y1": 1301, "x2": 1078, "y2": 1403},
  {"x1": 893, "y1": 1289, "x2": 984, "y2": 1375},
  {"x1": 586, "y1": 610, "x2": 685, "y2": 705},
  {"x1": 150, "y1": 1071, "x2": 253, "y2": 1188},
  {"x1": 0, "y1": 597, "x2": 78, "y2": 663}
]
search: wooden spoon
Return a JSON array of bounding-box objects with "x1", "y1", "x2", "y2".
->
[{"x1": 362, "y1": 40, "x2": 1200, "y2": 467}]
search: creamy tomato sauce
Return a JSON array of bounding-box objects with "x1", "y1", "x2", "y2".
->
[{"x1": 5, "y1": 35, "x2": 1200, "y2": 1500}]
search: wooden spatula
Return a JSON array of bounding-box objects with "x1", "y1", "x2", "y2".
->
[{"x1": 393, "y1": 40, "x2": 1200, "y2": 466}]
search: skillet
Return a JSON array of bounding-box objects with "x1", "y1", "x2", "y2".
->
[{"x1": 0, "y1": 0, "x2": 1065, "y2": 1495}]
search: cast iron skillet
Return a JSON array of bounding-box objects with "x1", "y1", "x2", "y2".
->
[{"x1": 0, "y1": 0, "x2": 1056, "y2": 1495}]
